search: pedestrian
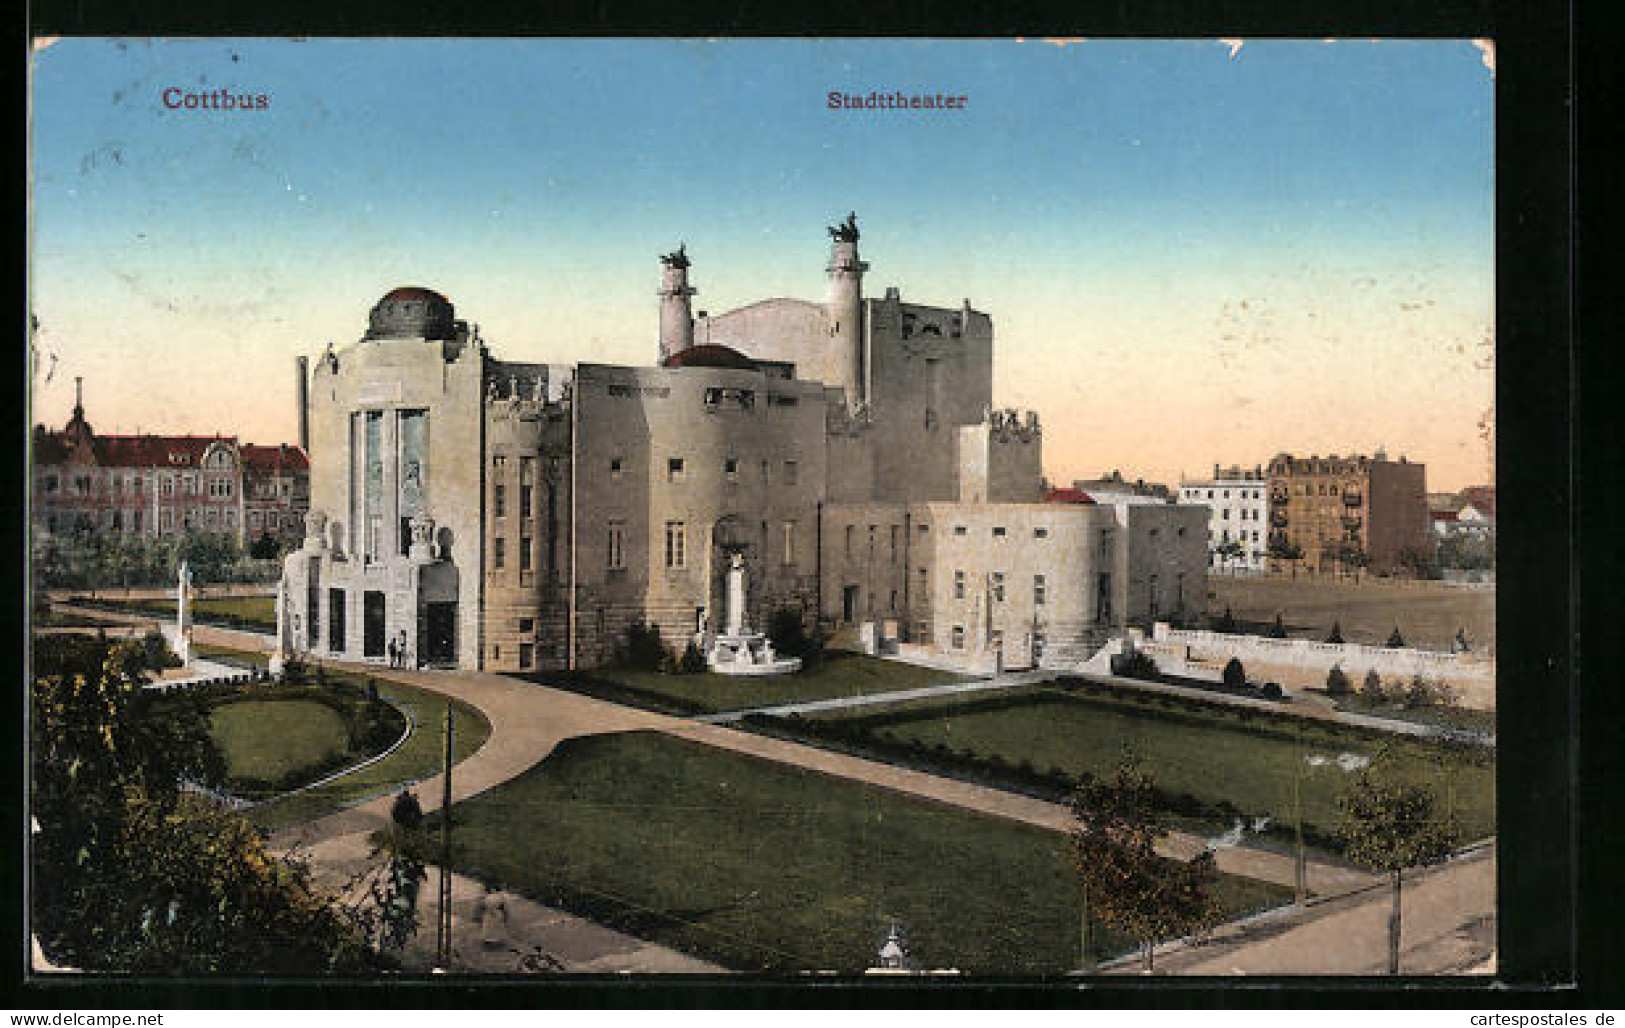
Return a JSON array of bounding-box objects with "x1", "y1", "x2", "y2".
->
[
  {"x1": 398, "y1": 630, "x2": 409, "y2": 668},
  {"x1": 387, "y1": 637, "x2": 398, "y2": 669}
]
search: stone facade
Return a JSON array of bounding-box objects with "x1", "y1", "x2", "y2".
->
[
  {"x1": 1178, "y1": 464, "x2": 1269, "y2": 572},
  {"x1": 1266, "y1": 451, "x2": 1431, "y2": 575},
  {"x1": 282, "y1": 218, "x2": 1207, "y2": 674}
]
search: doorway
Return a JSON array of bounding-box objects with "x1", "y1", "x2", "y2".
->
[
  {"x1": 842, "y1": 585, "x2": 858, "y2": 623},
  {"x1": 363, "y1": 591, "x2": 386, "y2": 658},
  {"x1": 424, "y1": 602, "x2": 457, "y2": 665}
]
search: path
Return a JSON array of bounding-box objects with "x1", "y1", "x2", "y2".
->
[
  {"x1": 1132, "y1": 845, "x2": 1496, "y2": 976},
  {"x1": 699, "y1": 668, "x2": 1055, "y2": 722}
]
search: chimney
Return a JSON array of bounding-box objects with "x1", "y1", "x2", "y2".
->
[{"x1": 295, "y1": 356, "x2": 310, "y2": 452}]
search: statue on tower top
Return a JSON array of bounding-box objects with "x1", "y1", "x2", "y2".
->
[
  {"x1": 659, "y1": 243, "x2": 690, "y2": 269},
  {"x1": 828, "y1": 211, "x2": 860, "y2": 243}
]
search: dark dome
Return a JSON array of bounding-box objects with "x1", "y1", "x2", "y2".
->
[
  {"x1": 366, "y1": 286, "x2": 456, "y2": 340},
  {"x1": 661, "y1": 344, "x2": 758, "y2": 371}
]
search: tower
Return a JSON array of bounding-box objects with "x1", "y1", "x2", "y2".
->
[
  {"x1": 657, "y1": 244, "x2": 696, "y2": 362},
  {"x1": 826, "y1": 212, "x2": 868, "y2": 409}
]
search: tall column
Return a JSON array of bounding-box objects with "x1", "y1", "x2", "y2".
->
[
  {"x1": 826, "y1": 213, "x2": 868, "y2": 410},
  {"x1": 658, "y1": 245, "x2": 696, "y2": 362},
  {"x1": 725, "y1": 553, "x2": 746, "y2": 636}
]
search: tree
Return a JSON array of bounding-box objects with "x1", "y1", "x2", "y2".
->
[
  {"x1": 1212, "y1": 539, "x2": 1245, "y2": 571},
  {"x1": 30, "y1": 634, "x2": 395, "y2": 972},
  {"x1": 1326, "y1": 620, "x2": 1345, "y2": 645},
  {"x1": 1213, "y1": 606, "x2": 1238, "y2": 634},
  {"x1": 1221, "y1": 657, "x2": 1247, "y2": 690},
  {"x1": 1385, "y1": 626, "x2": 1406, "y2": 648},
  {"x1": 1326, "y1": 665, "x2": 1352, "y2": 697},
  {"x1": 391, "y1": 790, "x2": 425, "y2": 831},
  {"x1": 678, "y1": 639, "x2": 708, "y2": 674},
  {"x1": 767, "y1": 606, "x2": 809, "y2": 657},
  {"x1": 249, "y1": 531, "x2": 282, "y2": 560},
  {"x1": 1337, "y1": 752, "x2": 1459, "y2": 974},
  {"x1": 1361, "y1": 669, "x2": 1385, "y2": 701},
  {"x1": 1268, "y1": 613, "x2": 1288, "y2": 639},
  {"x1": 1111, "y1": 648, "x2": 1160, "y2": 681},
  {"x1": 1069, "y1": 753, "x2": 1221, "y2": 971}
]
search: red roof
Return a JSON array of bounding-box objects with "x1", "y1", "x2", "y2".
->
[
  {"x1": 241, "y1": 443, "x2": 309, "y2": 473},
  {"x1": 1430, "y1": 510, "x2": 1459, "y2": 523},
  {"x1": 662, "y1": 344, "x2": 758, "y2": 371},
  {"x1": 1044, "y1": 487, "x2": 1096, "y2": 505},
  {"x1": 95, "y1": 434, "x2": 235, "y2": 468}
]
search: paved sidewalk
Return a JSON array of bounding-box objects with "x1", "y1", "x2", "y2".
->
[
  {"x1": 699, "y1": 668, "x2": 1055, "y2": 722},
  {"x1": 1134, "y1": 845, "x2": 1496, "y2": 976}
]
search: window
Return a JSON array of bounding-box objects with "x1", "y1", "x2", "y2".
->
[
  {"x1": 520, "y1": 456, "x2": 535, "y2": 484},
  {"x1": 1177, "y1": 526, "x2": 1186, "y2": 537},
  {"x1": 610, "y1": 457, "x2": 624, "y2": 477},
  {"x1": 492, "y1": 644, "x2": 502, "y2": 662},
  {"x1": 1034, "y1": 574, "x2": 1047, "y2": 606},
  {"x1": 954, "y1": 570, "x2": 966, "y2": 599},
  {"x1": 111, "y1": 510, "x2": 122, "y2": 530},
  {"x1": 520, "y1": 485, "x2": 533, "y2": 519},
  {"x1": 1206, "y1": 490, "x2": 1213, "y2": 499},
  {"x1": 918, "y1": 523, "x2": 930, "y2": 535},
  {"x1": 132, "y1": 510, "x2": 142, "y2": 531},
  {"x1": 161, "y1": 476, "x2": 174, "y2": 497},
  {"x1": 519, "y1": 643, "x2": 534, "y2": 669},
  {"x1": 493, "y1": 455, "x2": 507, "y2": 470},
  {"x1": 161, "y1": 509, "x2": 173, "y2": 531},
  {"x1": 889, "y1": 590, "x2": 898, "y2": 610},
  {"x1": 1034, "y1": 526, "x2": 1049, "y2": 539},
  {"x1": 783, "y1": 460, "x2": 798, "y2": 485},
  {"x1": 520, "y1": 536, "x2": 533, "y2": 572},
  {"x1": 1223, "y1": 490, "x2": 1230, "y2": 499},
  {"x1": 1222, "y1": 509, "x2": 1230, "y2": 520},
  {"x1": 951, "y1": 625, "x2": 965, "y2": 650},
  {"x1": 992, "y1": 572, "x2": 1005, "y2": 602},
  {"x1": 493, "y1": 483, "x2": 506, "y2": 518},
  {"x1": 1149, "y1": 574, "x2": 1160, "y2": 618},
  {"x1": 43, "y1": 475, "x2": 58, "y2": 493},
  {"x1": 953, "y1": 525, "x2": 967, "y2": 536},
  {"x1": 917, "y1": 567, "x2": 928, "y2": 596},
  {"x1": 607, "y1": 521, "x2": 626, "y2": 570},
  {"x1": 782, "y1": 521, "x2": 796, "y2": 565},
  {"x1": 520, "y1": 618, "x2": 535, "y2": 634},
  {"x1": 668, "y1": 457, "x2": 685, "y2": 482},
  {"x1": 724, "y1": 457, "x2": 739, "y2": 480},
  {"x1": 183, "y1": 474, "x2": 197, "y2": 496},
  {"x1": 992, "y1": 526, "x2": 1006, "y2": 538},
  {"x1": 204, "y1": 509, "x2": 218, "y2": 528},
  {"x1": 225, "y1": 510, "x2": 236, "y2": 529},
  {"x1": 664, "y1": 521, "x2": 686, "y2": 569},
  {"x1": 844, "y1": 525, "x2": 854, "y2": 558},
  {"x1": 268, "y1": 512, "x2": 280, "y2": 530},
  {"x1": 493, "y1": 537, "x2": 506, "y2": 570},
  {"x1": 250, "y1": 511, "x2": 262, "y2": 529},
  {"x1": 889, "y1": 525, "x2": 899, "y2": 562}
]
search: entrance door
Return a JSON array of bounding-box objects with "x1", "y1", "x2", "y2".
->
[
  {"x1": 424, "y1": 602, "x2": 457, "y2": 665},
  {"x1": 363, "y1": 591, "x2": 386, "y2": 658},
  {"x1": 842, "y1": 585, "x2": 858, "y2": 623}
]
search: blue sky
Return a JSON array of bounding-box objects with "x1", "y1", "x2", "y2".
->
[{"x1": 29, "y1": 38, "x2": 1494, "y2": 488}]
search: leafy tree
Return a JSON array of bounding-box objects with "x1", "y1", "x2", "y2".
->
[
  {"x1": 620, "y1": 621, "x2": 667, "y2": 671},
  {"x1": 678, "y1": 640, "x2": 708, "y2": 674},
  {"x1": 1385, "y1": 626, "x2": 1406, "y2": 649},
  {"x1": 249, "y1": 531, "x2": 283, "y2": 560},
  {"x1": 1221, "y1": 658, "x2": 1247, "y2": 690},
  {"x1": 767, "y1": 606, "x2": 809, "y2": 657},
  {"x1": 1325, "y1": 665, "x2": 1352, "y2": 697},
  {"x1": 1326, "y1": 621, "x2": 1345, "y2": 645},
  {"x1": 1069, "y1": 753, "x2": 1221, "y2": 971},
  {"x1": 30, "y1": 634, "x2": 393, "y2": 972},
  {"x1": 1212, "y1": 539, "x2": 1245, "y2": 570},
  {"x1": 1267, "y1": 538, "x2": 1303, "y2": 562},
  {"x1": 1268, "y1": 613, "x2": 1288, "y2": 639},
  {"x1": 1213, "y1": 606, "x2": 1238, "y2": 634},
  {"x1": 1111, "y1": 648, "x2": 1160, "y2": 682},
  {"x1": 1336, "y1": 751, "x2": 1460, "y2": 974},
  {"x1": 391, "y1": 789, "x2": 425, "y2": 831}
]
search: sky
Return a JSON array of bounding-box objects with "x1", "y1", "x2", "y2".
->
[{"x1": 28, "y1": 38, "x2": 1494, "y2": 491}]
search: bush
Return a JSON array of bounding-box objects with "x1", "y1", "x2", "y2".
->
[
  {"x1": 391, "y1": 790, "x2": 424, "y2": 830},
  {"x1": 1268, "y1": 613, "x2": 1288, "y2": 639},
  {"x1": 1361, "y1": 669, "x2": 1384, "y2": 701},
  {"x1": 1385, "y1": 626, "x2": 1406, "y2": 648},
  {"x1": 1326, "y1": 665, "x2": 1352, "y2": 696},
  {"x1": 1222, "y1": 657, "x2": 1247, "y2": 690},
  {"x1": 139, "y1": 630, "x2": 182, "y2": 671},
  {"x1": 1111, "y1": 648, "x2": 1160, "y2": 681},
  {"x1": 1257, "y1": 682, "x2": 1284, "y2": 701},
  {"x1": 678, "y1": 640, "x2": 708, "y2": 675},
  {"x1": 767, "y1": 607, "x2": 810, "y2": 658},
  {"x1": 622, "y1": 622, "x2": 668, "y2": 671},
  {"x1": 1326, "y1": 621, "x2": 1345, "y2": 645}
]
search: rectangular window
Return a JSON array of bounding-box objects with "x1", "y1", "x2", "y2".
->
[
  {"x1": 520, "y1": 536, "x2": 533, "y2": 572},
  {"x1": 1034, "y1": 526, "x2": 1049, "y2": 539},
  {"x1": 1034, "y1": 574, "x2": 1047, "y2": 606},
  {"x1": 132, "y1": 510, "x2": 142, "y2": 531},
  {"x1": 992, "y1": 572, "x2": 1005, "y2": 603},
  {"x1": 953, "y1": 525, "x2": 967, "y2": 536},
  {"x1": 951, "y1": 625, "x2": 965, "y2": 650},
  {"x1": 493, "y1": 483, "x2": 506, "y2": 518},
  {"x1": 493, "y1": 455, "x2": 507, "y2": 470},
  {"x1": 610, "y1": 457, "x2": 624, "y2": 477},
  {"x1": 665, "y1": 521, "x2": 686, "y2": 569},
  {"x1": 521, "y1": 485, "x2": 533, "y2": 519},
  {"x1": 161, "y1": 509, "x2": 173, "y2": 530},
  {"x1": 519, "y1": 643, "x2": 534, "y2": 669},
  {"x1": 225, "y1": 510, "x2": 236, "y2": 529},
  {"x1": 724, "y1": 458, "x2": 739, "y2": 480},
  {"x1": 520, "y1": 455, "x2": 535, "y2": 484},
  {"x1": 889, "y1": 525, "x2": 899, "y2": 562},
  {"x1": 493, "y1": 537, "x2": 506, "y2": 570},
  {"x1": 607, "y1": 520, "x2": 626, "y2": 570},
  {"x1": 1222, "y1": 509, "x2": 1230, "y2": 520},
  {"x1": 782, "y1": 521, "x2": 796, "y2": 565},
  {"x1": 269, "y1": 512, "x2": 280, "y2": 530},
  {"x1": 328, "y1": 588, "x2": 346, "y2": 652},
  {"x1": 992, "y1": 526, "x2": 1006, "y2": 538},
  {"x1": 162, "y1": 476, "x2": 174, "y2": 497},
  {"x1": 954, "y1": 570, "x2": 966, "y2": 599},
  {"x1": 783, "y1": 460, "x2": 799, "y2": 485},
  {"x1": 44, "y1": 475, "x2": 57, "y2": 493},
  {"x1": 250, "y1": 511, "x2": 262, "y2": 529},
  {"x1": 667, "y1": 457, "x2": 685, "y2": 482},
  {"x1": 844, "y1": 525, "x2": 854, "y2": 558}
]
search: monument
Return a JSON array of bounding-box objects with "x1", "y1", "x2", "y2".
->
[
  {"x1": 269, "y1": 574, "x2": 291, "y2": 677},
  {"x1": 705, "y1": 552, "x2": 802, "y2": 676},
  {"x1": 161, "y1": 560, "x2": 193, "y2": 669}
]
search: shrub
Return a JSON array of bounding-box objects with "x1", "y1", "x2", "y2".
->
[
  {"x1": 1326, "y1": 621, "x2": 1345, "y2": 645},
  {"x1": 677, "y1": 640, "x2": 708, "y2": 674},
  {"x1": 1385, "y1": 626, "x2": 1406, "y2": 648},
  {"x1": 1268, "y1": 613, "x2": 1288, "y2": 639},
  {"x1": 767, "y1": 607, "x2": 810, "y2": 658},
  {"x1": 1326, "y1": 665, "x2": 1352, "y2": 696},
  {"x1": 1257, "y1": 682, "x2": 1284, "y2": 701},
  {"x1": 1111, "y1": 648, "x2": 1160, "y2": 681},
  {"x1": 622, "y1": 622, "x2": 668, "y2": 671},
  {"x1": 1214, "y1": 606, "x2": 1238, "y2": 634},
  {"x1": 1361, "y1": 669, "x2": 1384, "y2": 700},
  {"x1": 138, "y1": 630, "x2": 182, "y2": 671},
  {"x1": 391, "y1": 790, "x2": 424, "y2": 830},
  {"x1": 1222, "y1": 657, "x2": 1247, "y2": 690}
]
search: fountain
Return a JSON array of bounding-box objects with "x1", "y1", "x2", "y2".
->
[{"x1": 705, "y1": 551, "x2": 802, "y2": 676}]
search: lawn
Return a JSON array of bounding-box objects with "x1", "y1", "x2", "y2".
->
[
  {"x1": 407, "y1": 730, "x2": 1291, "y2": 974},
  {"x1": 782, "y1": 680, "x2": 1494, "y2": 852},
  {"x1": 1208, "y1": 575, "x2": 1495, "y2": 654},
  {"x1": 79, "y1": 595, "x2": 277, "y2": 631},
  {"x1": 547, "y1": 649, "x2": 969, "y2": 716},
  {"x1": 209, "y1": 698, "x2": 352, "y2": 785},
  {"x1": 194, "y1": 645, "x2": 493, "y2": 830}
]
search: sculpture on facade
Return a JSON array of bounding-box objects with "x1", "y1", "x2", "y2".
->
[
  {"x1": 828, "y1": 211, "x2": 860, "y2": 242},
  {"x1": 660, "y1": 243, "x2": 690, "y2": 269}
]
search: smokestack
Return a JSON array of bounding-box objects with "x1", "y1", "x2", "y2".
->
[{"x1": 295, "y1": 356, "x2": 310, "y2": 452}]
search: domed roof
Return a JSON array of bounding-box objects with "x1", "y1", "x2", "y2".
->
[
  {"x1": 661, "y1": 344, "x2": 758, "y2": 371},
  {"x1": 366, "y1": 285, "x2": 456, "y2": 341}
]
